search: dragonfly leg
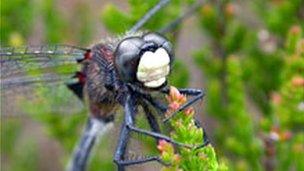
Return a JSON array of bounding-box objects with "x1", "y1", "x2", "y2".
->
[
  {"x1": 141, "y1": 90, "x2": 210, "y2": 147},
  {"x1": 114, "y1": 96, "x2": 158, "y2": 170},
  {"x1": 114, "y1": 121, "x2": 130, "y2": 171},
  {"x1": 156, "y1": 87, "x2": 210, "y2": 148},
  {"x1": 67, "y1": 117, "x2": 110, "y2": 171},
  {"x1": 114, "y1": 103, "x2": 162, "y2": 169},
  {"x1": 115, "y1": 94, "x2": 194, "y2": 169},
  {"x1": 141, "y1": 94, "x2": 167, "y2": 114},
  {"x1": 145, "y1": 97, "x2": 210, "y2": 143},
  {"x1": 124, "y1": 95, "x2": 193, "y2": 149},
  {"x1": 141, "y1": 101, "x2": 161, "y2": 134}
]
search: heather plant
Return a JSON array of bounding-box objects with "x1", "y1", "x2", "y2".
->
[
  {"x1": 268, "y1": 28, "x2": 304, "y2": 171},
  {"x1": 2, "y1": 0, "x2": 304, "y2": 170},
  {"x1": 193, "y1": 0, "x2": 304, "y2": 170},
  {"x1": 194, "y1": 1, "x2": 263, "y2": 170},
  {"x1": 158, "y1": 86, "x2": 224, "y2": 171}
]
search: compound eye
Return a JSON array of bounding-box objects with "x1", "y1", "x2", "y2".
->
[
  {"x1": 142, "y1": 32, "x2": 173, "y2": 60},
  {"x1": 114, "y1": 37, "x2": 145, "y2": 82}
]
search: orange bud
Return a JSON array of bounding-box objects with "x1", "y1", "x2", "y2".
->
[
  {"x1": 178, "y1": 95, "x2": 187, "y2": 104},
  {"x1": 280, "y1": 131, "x2": 292, "y2": 141},
  {"x1": 184, "y1": 107, "x2": 195, "y2": 116},
  {"x1": 157, "y1": 140, "x2": 169, "y2": 152},
  {"x1": 167, "y1": 86, "x2": 187, "y2": 106},
  {"x1": 168, "y1": 102, "x2": 181, "y2": 111},
  {"x1": 291, "y1": 76, "x2": 304, "y2": 87},
  {"x1": 201, "y1": 4, "x2": 213, "y2": 16},
  {"x1": 290, "y1": 25, "x2": 301, "y2": 35},
  {"x1": 271, "y1": 92, "x2": 282, "y2": 105},
  {"x1": 173, "y1": 154, "x2": 181, "y2": 163},
  {"x1": 225, "y1": 3, "x2": 235, "y2": 17},
  {"x1": 169, "y1": 86, "x2": 181, "y2": 100}
]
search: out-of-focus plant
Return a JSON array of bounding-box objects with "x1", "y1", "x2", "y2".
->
[
  {"x1": 267, "y1": 27, "x2": 304, "y2": 171},
  {"x1": 193, "y1": 0, "x2": 304, "y2": 170},
  {"x1": 194, "y1": 1, "x2": 263, "y2": 170},
  {"x1": 244, "y1": 0, "x2": 304, "y2": 114},
  {"x1": 101, "y1": 0, "x2": 193, "y2": 34},
  {"x1": 1, "y1": 0, "x2": 34, "y2": 46},
  {"x1": 158, "y1": 86, "x2": 225, "y2": 171}
]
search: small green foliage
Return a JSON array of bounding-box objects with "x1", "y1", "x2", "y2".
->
[
  {"x1": 168, "y1": 60, "x2": 190, "y2": 87},
  {"x1": 270, "y1": 36, "x2": 304, "y2": 170},
  {"x1": 158, "y1": 87, "x2": 224, "y2": 171},
  {"x1": 1, "y1": 0, "x2": 34, "y2": 46},
  {"x1": 19, "y1": 85, "x2": 86, "y2": 149},
  {"x1": 194, "y1": 1, "x2": 304, "y2": 170},
  {"x1": 101, "y1": 4, "x2": 131, "y2": 34},
  {"x1": 9, "y1": 140, "x2": 39, "y2": 171},
  {"x1": 101, "y1": 0, "x2": 193, "y2": 34},
  {"x1": 1, "y1": 120, "x2": 22, "y2": 155},
  {"x1": 40, "y1": 0, "x2": 67, "y2": 43}
]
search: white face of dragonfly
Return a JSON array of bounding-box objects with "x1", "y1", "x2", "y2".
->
[{"x1": 136, "y1": 48, "x2": 170, "y2": 88}]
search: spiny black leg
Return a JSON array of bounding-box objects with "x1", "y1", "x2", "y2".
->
[
  {"x1": 148, "y1": 87, "x2": 209, "y2": 148},
  {"x1": 114, "y1": 96, "x2": 162, "y2": 169},
  {"x1": 114, "y1": 94, "x2": 208, "y2": 169},
  {"x1": 114, "y1": 121, "x2": 130, "y2": 171},
  {"x1": 124, "y1": 95, "x2": 193, "y2": 148},
  {"x1": 161, "y1": 87, "x2": 205, "y2": 96},
  {"x1": 141, "y1": 94, "x2": 167, "y2": 114},
  {"x1": 145, "y1": 96, "x2": 210, "y2": 147},
  {"x1": 178, "y1": 88, "x2": 205, "y2": 96},
  {"x1": 141, "y1": 100, "x2": 161, "y2": 134},
  {"x1": 127, "y1": 125, "x2": 194, "y2": 147},
  {"x1": 68, "y1": 117, "x2": 108, "y2": 171}
]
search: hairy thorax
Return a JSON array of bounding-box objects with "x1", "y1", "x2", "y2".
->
[{"x1": 83, "y1": 43, "x2": 120, "y2": 119}]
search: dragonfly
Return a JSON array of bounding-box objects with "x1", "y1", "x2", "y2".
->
[{"x1": 1, "y1": 0, "x2": 209, "y2": 171}]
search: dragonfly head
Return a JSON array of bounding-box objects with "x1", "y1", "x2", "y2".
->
[{"x1": 114, "y1": 32, "x2": 174, "y2": 89}]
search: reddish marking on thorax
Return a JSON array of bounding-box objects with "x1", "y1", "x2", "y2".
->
[
  {"x1": 84, "y1": 50, "x2": 92, "y2": 60},
  {"x1": 76, "y1": 71, "x2": 86, "y2": 84}
]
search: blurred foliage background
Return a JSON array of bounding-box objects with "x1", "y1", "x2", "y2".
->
[{"x1": 1, "y1": 0, "x2": 304, "y2": 171}]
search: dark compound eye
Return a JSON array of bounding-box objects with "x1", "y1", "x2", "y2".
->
[
  {"x1": 115, "y1": 33, "x2": 174, "y2": 88},
  {"x1": 114, "y1": 37, "x2": 145, "y2": 82},
  {"x1": 142, "y1": 32, "x2": 174, "y2": 61}
]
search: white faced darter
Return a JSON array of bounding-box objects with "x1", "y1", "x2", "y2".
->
[{"x1": 0, "y1": 1, "x2": 210, "y2": 171}]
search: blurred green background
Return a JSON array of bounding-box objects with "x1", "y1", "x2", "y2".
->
[{"x1": 1, "y1": 0, "x2": 304, "y2": 171}]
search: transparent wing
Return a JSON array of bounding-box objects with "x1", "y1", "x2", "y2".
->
[
  {"x1": 1, "y1": 45, "x2": 87, "y2": 89},
  {"x1": 1, "y1": 45, "x2": 88, "y2": 116}
]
